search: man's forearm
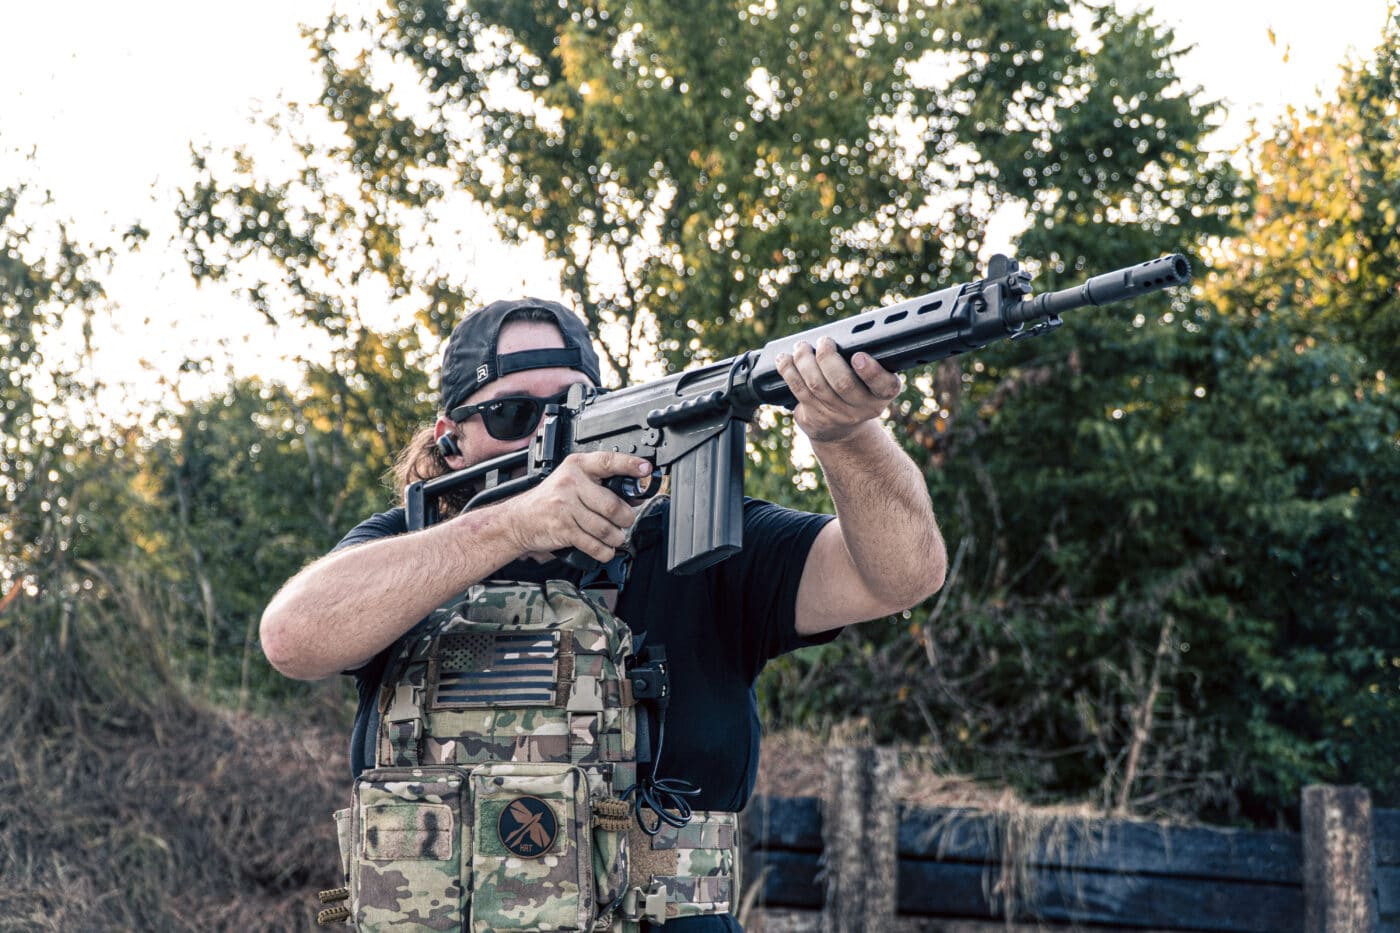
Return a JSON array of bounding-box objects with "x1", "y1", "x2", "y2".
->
[
  {"x1": 260, "y1": 504, "x2": 524, "y2": 681},
  {"x1": 811, "y1": 420, "x2": 946, "y2": 607}
]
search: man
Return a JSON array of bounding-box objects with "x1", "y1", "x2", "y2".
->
[{"x1": 261, "y1": 298, "x2": 946, "y2": 930}]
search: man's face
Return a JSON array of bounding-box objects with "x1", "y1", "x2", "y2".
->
[{"x1": 435, "y1": 320, "x2": 593, "y2": 469}]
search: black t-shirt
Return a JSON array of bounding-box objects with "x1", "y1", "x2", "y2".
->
[{"x1": 333, "y1": 497, "x2": 838, "y2": 930}]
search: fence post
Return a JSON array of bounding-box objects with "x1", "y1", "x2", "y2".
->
[
  {"x1": 821, "y1": 744, "x2": 899, "y2": 933},
  {"x1": 1302, "y1": 784, "x2": 1378, "y2": 932}
]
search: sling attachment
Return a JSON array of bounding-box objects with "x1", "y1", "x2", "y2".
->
[
  {"x1": 621, "y1": 880, "x2": 670, "y2": 926},
  {"x1": 316, "y1": 887, "x2": 349, "y2": 925},
  {"x1": 627, "y1": 637, "x2": 667, "y2": 766}
]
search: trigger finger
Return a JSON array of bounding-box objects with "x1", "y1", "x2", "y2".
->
[{"x1": 580, "y1": 488, "x2": 634, "y2": 531}]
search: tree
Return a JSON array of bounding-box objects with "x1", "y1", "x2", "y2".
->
[
  {"x1": 1218, "y1": 7, "x2": 1400, "y2": 372},
  {"x1": 178, "y1": 113, "x2": 452, "y2": 463},
  {"x1": 1194, "y1": 8, "x2": 1400, "y2": 812},
  {"x1": 0, "y1": 182, "x2": 106, "y2": 641},
  {"x1": 1, "y1": 170, "x2": 387, "y2": 710},
  {"x1": 763, "y1": 11, "x2": 1400, "y2": 821},
  {"x1": 110, "y1": 377, "x2": 390, "y2": 706},
  {"x1": 0, "y1": 204, "x2": 351, "y2": 923}
]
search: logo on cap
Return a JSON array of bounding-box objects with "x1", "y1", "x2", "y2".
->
[{"x1": 498, "y1": 795, "x2": 558, "y2": 858}]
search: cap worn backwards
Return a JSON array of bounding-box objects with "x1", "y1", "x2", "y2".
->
[{"x1": 439, "y1": 298, "x2": 602, "y2": 415}]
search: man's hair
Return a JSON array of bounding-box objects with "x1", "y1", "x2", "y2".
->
[{"x1": 388, "y1": 306, "x2": 566, "y2": 511}]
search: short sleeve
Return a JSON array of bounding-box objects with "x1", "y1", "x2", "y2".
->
[
  {"x1": 333, "y1": 508, "x2": 408, "y2": 552},
  {"x1": 327, "y1": 507, "x2": 409, "y2": 775},
  {"x1": 715, "y1": 498, "x2": 838, "y2": 682}
]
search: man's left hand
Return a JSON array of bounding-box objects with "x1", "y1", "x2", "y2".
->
[{"x1": 775, "y1": 336, "x2": 903, "y2": 443}]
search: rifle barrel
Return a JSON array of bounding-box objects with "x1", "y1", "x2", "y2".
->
[{"x1": 1011, "y1": 254, "x2": 1191, "y2": 325}]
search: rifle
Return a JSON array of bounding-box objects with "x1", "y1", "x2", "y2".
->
[{"x1": 407, "y1": 253, "x2": 1192, "y2": 572}]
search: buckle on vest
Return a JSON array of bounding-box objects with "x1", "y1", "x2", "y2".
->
[
  {"x1": 386, "y1": 683, "x2": 423, "y2": 740},
  {"x1": 622, "y1": 880, "x2": 669, "y2": 925},
  {"x1": 567, "y1": 674, "x2": 604, "y2": 712}
]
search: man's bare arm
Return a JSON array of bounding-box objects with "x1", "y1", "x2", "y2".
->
[
  {"x1": 260, "y1": 505, "x2": 523, "y2": 681},
  {"x1": 260, "y1": 452, "x2": 650, "y2": 681},
  {"x1": 796, "y1": 421, "x2": 945, "y2": 634},
  {"x1": 775, "y1": 338, "x2": 946, "y2": 636}
]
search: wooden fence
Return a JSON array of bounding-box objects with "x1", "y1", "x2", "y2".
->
[
  {"x1": 1376, "y1": 807, "x2": 1400, "y2": 933},
  {"x1": 742, "y1": 748, "x2": 1399, "y2": 932}
]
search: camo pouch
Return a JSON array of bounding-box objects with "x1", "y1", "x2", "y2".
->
[
  {"x1": 469, "y1": 761, "x2": 593, "y2": 933},
  {"x1": 351, "y1": 765, "x2": 470, "y2": 931}
]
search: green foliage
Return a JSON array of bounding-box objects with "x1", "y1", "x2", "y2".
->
[
  {"x1": 0, "y1": 178, "x2": 352, "y2": 930},
  {"x1": 177, "y1": 85, "x2": 456, "y2": 456},
  {"x1": 762, "y1": 304, "x2": 1398, "y2": 822},
  {"x1": 761, "y1": 11, "x2": 1400, "y2": 821},
  {"x1": 1, "y1": 173, "x2": 379, "y2": 707},
  {"x1": 106, "y1": 379, "x2": 390, "y2": 705},
  {"x1": 1192, "y1": 7, "x2": 1400, "y2": 812}
]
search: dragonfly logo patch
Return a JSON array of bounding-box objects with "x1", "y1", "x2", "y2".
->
[{"x1": 498, "y1": 795, "x2": 558, "y2": 858}]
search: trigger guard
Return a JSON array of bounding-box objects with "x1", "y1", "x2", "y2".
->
[
  {"x1": 553, "y1": 467, "x2": 660, "y2": 571},
  {"x1": 606, "y1": 469, "x2": 662, "y2": 502}
]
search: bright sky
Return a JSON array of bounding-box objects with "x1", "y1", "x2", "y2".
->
[{"x1": 1, "y1": 0, "x2": 1393, "y2": 418}]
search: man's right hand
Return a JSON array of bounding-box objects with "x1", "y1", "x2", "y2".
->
[{"x1": 498, "y1": 452, "x2": 652, "y2": 563}]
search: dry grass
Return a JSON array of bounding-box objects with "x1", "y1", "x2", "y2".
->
[
  {"x1": 756, "y1": 727, "x2": 1045, "y2": 812},
  {"x1": 0, "y1": 569, "x2": 350, "y2": 932}
]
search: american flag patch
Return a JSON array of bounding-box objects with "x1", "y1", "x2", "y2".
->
[{"x1": 432, "y1": 632, "x2": 559, "y2": 707}]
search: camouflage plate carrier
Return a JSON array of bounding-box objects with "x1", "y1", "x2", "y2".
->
[{"x1": 317, "y1": 580, "x2": 739, "y2": 930}]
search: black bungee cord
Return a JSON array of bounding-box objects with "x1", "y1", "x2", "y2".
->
[{"x1": 621, "y1": 703, "x2": 701, "y2": 835}]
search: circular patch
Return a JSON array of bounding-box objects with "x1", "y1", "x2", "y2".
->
[{"x1": 498, "y1": 795, "x2": 558, "y2": 858}]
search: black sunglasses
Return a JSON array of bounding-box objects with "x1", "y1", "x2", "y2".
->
[{"x1": 448, "y1": 389, "x2": 572, "y2": 441}]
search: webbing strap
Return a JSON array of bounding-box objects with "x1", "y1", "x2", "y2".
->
[
  {"x1": 496, "y1": 346, "x2": 585, "y2": 378},
  {"x1": 375, "y1": 618, "x2": 436, "y2": 770}
]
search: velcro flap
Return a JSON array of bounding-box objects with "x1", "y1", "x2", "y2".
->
[{"x1": 362, "y1": 801, "x2": 454, "y2": 861}]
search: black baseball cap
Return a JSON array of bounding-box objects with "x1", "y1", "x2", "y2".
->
[{"x1": 439, "y1": 298, "x2": 602, "y2": 414}]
